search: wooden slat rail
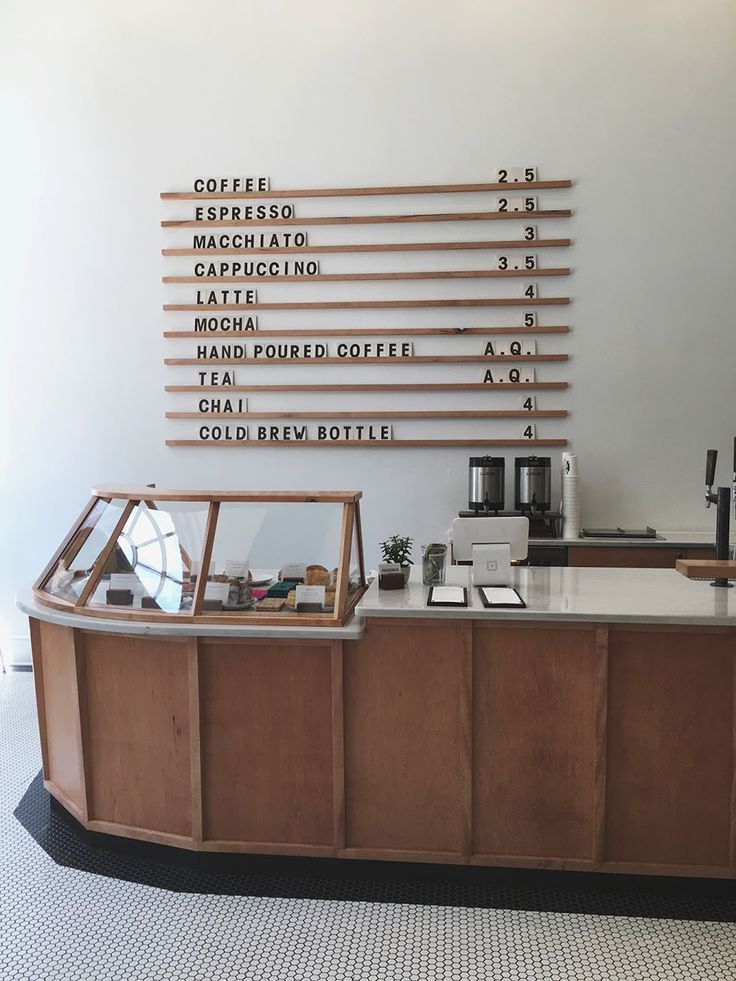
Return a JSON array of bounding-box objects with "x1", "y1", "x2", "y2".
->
[
  {"x1": 90, "y1": 486, "x2": 363, "y2": 502},
  {"x1": 164, "y1": 298, "x2": 570, "y2": 312},
  {"x1": 161, "y1": 179, "x2": 573, "y2": 200},
  {"x1": 162, "y1": 209, "x2": 572, "y2": 229},
  {"x1": 164, "y1": 326, "x2": 571, "y2": 338},
  {"x1": 166, "y1": 438, "x2": 569, "y2": 447},
  {"x1": 166, "y1": 382, "x2": 568, "y2": 392},
  {"x1": 167, "y1": 410, "x2": 568, "y2": 420},
  {"x1": 162, "y1": 238, "x2": 573, "y2": 257},
  {"x1": 164, "y1": 268, "x2": 571, "y2": 285},
  {"x1": 165, "y1": 354, "x2": 569, "y2": 366}
]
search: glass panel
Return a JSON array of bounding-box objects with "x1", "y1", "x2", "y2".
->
[
  {"x1": 41, "y1": 498, "x2": 130, "y2": 603},
  {"x1": 347, "y1": 513, "x2": 365, "y2": 596},
  {"x1": 202, "y1": 501, "x2": 344, "y2": 616},
  {"x1": 84, "y1": 500, "x2": 209, "y2": 614}
]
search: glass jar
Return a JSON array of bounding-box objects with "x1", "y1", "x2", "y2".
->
[{"x1": 422, "y1": 543, "x2": 447, "y2": 586}]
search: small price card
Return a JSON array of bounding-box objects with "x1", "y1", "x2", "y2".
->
[
  {"x1": 204, "y1": 581, "x2": 230, "y2": 603},
  {"x1": 224, "y1": 559, "x2": 249, "y2": 578},
  {"x1": 295, "y1": 585, "x2": 326, "y2": 609}
]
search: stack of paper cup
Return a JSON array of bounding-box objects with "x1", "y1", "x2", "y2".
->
[{"x1": 561, "y1": 452, "x2": 581, "y2": 540}]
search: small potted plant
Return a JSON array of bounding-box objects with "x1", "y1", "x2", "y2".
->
[{"x1": 379, "y1": 534, "x2": 414, "y2": 588}]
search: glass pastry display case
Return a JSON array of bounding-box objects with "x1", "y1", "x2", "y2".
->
[{"x1": 34, "y1": 486, "x2": 366, "y2": 626}]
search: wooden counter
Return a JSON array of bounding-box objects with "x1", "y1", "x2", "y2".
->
[{"x1": 20, "y1": 568, "x2": 736, "y2": 878}]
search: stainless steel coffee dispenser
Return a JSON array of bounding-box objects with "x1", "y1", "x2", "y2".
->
[
  {"x1": 514, "y1": 456, "x2": 551, "y2": 513},
  {"x1": 468, "y1": 457, "x2": 505, "y2": 513}
]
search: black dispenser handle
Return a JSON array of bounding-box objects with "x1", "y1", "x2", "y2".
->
[{"x1": 706, "y1": 448, "x2": 718, "y2": 487}]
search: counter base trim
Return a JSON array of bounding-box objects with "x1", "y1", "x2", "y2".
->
[{"x1": 12, "y1": 774, "x2": 736, "y2": 919}]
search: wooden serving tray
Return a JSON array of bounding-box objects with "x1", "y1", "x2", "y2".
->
[{"x1": 675, "y1": 558, "x2": 736, "y2": 580}]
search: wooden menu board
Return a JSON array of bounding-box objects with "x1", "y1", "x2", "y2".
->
[{"x1": 161, "y1": 171, "x2": 572, "y2": 447}]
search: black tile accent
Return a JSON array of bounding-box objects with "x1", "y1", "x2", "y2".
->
[{"x1": 14, "y1": 772, "x2": 736, "y2": 922}]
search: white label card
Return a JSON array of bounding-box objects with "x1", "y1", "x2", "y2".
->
[
  {"x1": 204, "y1": 582, "x2": 230, "y2": 602},
  {"x1": 522, "y1": 282, "x2": 538, "y2": 299},
  {"x1": 379, "y1": 562, "x2": 402, "y2": 575},
  {"x1": 295, "y1": 585, "x2": 326, "y2": 607},
  {"x1": 110, "y1": 574, "x2": 140, "y2": 591},
  {"x1": 496, "y1": 167, "x2": 537, "y2": 183},
  {"x1": 496, "y1": 254, "x2": 537, "y2": 272},
  {"x1": 498, "y1": 196, "x2": 537, "y2": 213},
  {"x1": 496, "y1": 339, "x2": 536, "y2": 356},
  {"x1": 522, "y1": 423, "x2": 537, "y2": 439},
  {"x1": 223, "y1": 559, "x2": 249, "y2": 578},
  {"x1": 484, "y1": 367, "x2": 536, "y2": 384},
  {"x1": 521, "y1": 396, "x2": 536, "y2": 411},
  {"x1": 281, "y1": 563, "x2": 307, "y2": 581}
]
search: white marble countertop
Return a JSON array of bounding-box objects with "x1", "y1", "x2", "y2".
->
[
  {"x1": 16, "y1": 589, "x2": 364, "y2": 640},
  {"x1": 528, "y1": 530, "x2": 717, "y2": 548},
  {"x1": 356, "y1": 565, "x2": 736, "y2": 626}
]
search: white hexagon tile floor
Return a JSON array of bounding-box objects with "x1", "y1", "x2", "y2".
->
[{"x1": 1, "y1": 670, "x2": 735, "y2": 981}]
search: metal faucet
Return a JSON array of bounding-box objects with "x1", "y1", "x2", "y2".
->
[{"x1": 705, "y1": 445, "x2": 733, "y2": 587}]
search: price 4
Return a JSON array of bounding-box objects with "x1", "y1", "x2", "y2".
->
[{"x1": 521, "y1": 423, "x2": 537, "y2": 440}]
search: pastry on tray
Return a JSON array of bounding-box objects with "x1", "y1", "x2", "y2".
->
[{"x1": 255, "y1": 597, "x2": 286, "y2": 612}]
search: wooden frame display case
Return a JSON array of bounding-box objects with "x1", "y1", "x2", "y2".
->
[{"x1": 34, "y1": 486, "x2": 366, "y2": 627}]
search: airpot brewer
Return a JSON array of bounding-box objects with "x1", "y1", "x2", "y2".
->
[
  {"x1": 468, "y1": 457, "x2": 505, "y2": 513},
  {"x1": 514, "y1": 456, "x2": 552, "y2": 513}
]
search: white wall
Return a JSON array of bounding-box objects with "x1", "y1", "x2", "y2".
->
[{"x1": 1, "y1": 0, "x2": 735, "y2": 659}]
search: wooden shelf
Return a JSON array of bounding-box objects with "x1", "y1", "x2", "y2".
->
[
  {"x1": 162, "y1": 238, "x2": 572, "y2": 257},
  {"x1": 164, "y1": 297, "x2": 570, "y2": 312},
  {"x1": 166, "y1": 382, "x2": 568, "y2": 392},
  {"x1": 164, "y1": 268, "x2": 570, "y2": 285},
  {"x1": 166, "y1": 354, "x2": 569, "y2": 366},
  {"x1": 166, "y1": 438, "x2": 569, "y2": 447},
  {"x1": 162, "y1": 209, "x2": 572, "y2": 229},
  {"x1": 161, "y1": 179, "x2": 572, "y2": 200},
  {"x1": 167, "y1": 410, "x2": 568, "y2": 420},
  {"x1": 164, "y1": 326, "x2": 570, "y2": 338}
]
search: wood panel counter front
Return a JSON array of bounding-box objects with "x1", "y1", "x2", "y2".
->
[{"x1": 19, "y1": 566, "x2": 736, "y2": 878}]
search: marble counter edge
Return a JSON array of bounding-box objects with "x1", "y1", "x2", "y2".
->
[
  {"x1": 16, "y1": 590, "x2": 365, "y2": 640},
  {"x1": 354, "y1": 602, "x2": 736, "y2": 627}
]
